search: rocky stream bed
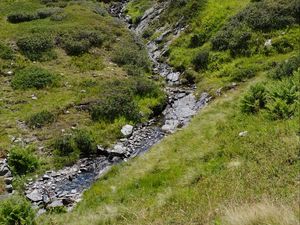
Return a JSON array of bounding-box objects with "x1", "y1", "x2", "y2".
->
[{"x1": 0, "y1": 0, "x2": 211, "y2": 214}]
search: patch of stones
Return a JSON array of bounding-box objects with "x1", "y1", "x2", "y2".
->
[{"x1": 0, "y1": 159, "x2": 13, "y2": 194}]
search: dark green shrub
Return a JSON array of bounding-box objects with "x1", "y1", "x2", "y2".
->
[
  {"x1": 0, "y1": 195, "x2": 36, "y2": 225},
  {"x1": 270, "y1": 56, "x2": 300, "y2": 80},
  {"x1": 0, "y1": 43, "x2": 14, "y2": 60},
  {"x1": 230, "y1": 66, "x2": 256, "y2": 82},
  {"x1": 53, "y1": 135, "x2": 77, "y2": 156},
  {"x1": 112, "y1": 43, "x2": 151, "y2": 72},
  {"x1": 62, "y1": 39, "x2": 90, "y2": 56},
  {"x1": 26, "y1": 110, "x2": 56, "y2": 128},
  {"x1": 17, "y1": 34, "x2": 54, "y2": 60},
  {"x1": 37, "y1": 7, "x2": 62, "y2": 19},
  {"x1": 7, "y1": 12, "x2": 37, "y2": 23},
  {"x1": 91, "y1": 83, "x2": 140, "y2": 122},
  {"x1": 11, "y1": 67, "x2": 57, "y2": 90},
  {"x1": 133, "y1": 77, "x2": 162, "y2": 97},
  {"x1": 241, "y1": 83, "x2": 267, "y2": 113},
  {"x1": 189, "y1": 33, "x2": 207, "y2": 48},
  {"x1": 74, "y1": 130, "x2": 96, "y2": 156},
  {"x1": 192, "y1": 50, "x2": 209, "y2": 71},
  {"x1": 182, "y1": 69, "x2": 197, "y2": 84},
  {"x1": 8, "y1": 147, "x2": 39, "y2": 175}
]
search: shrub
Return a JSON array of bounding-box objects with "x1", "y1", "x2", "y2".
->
[
  {"x1": 11, "y1": 67, "x2": 57, "y2": 90},
  {"x1": 112, "y1": 43, "x2": 151, "y2": 72},
  {"x1": 0, "y1": 43, "x2": 14, "y2": 60},
  {"x1": 37, "y1": 7, "x2": 62, "y2": 19},
  {"x1": 241, "y1": 83, "x2": 267, "y2": 113},
  {"x1": 0, "y1": 195, "x2": 36, "y2": 225},
  {"x1": 189, "y1": 33, "x2": 207, "y2": 48},
  {"x1": 91, "y1": 82, "x2": 140, "y2": 122},
  {"x1": 26, "y1": 110, "x2": 55, "y2": 128},
  {"x1": 230, "y1": 66, "x2": 257, "y2": 82},
  {"x1": 62, "y1": 39, "x2": 90, "y2": 56},
  {"x1": 133, "y1": 77, "x2": 162, "y2": 97},
  {"x1": 269, "y1": 56, "x2": 300, "y2": 80},
  {"x1": 74, "y1": 130, "x2": 96, "y2": 157},
  {"x1": 7, "y1": 12, "x2": 37, "y2": 23},
  {"x1": 53, "y1": 135, "x2": 77, "y2": 156},
  {"x1": 192, "y1": 50, "x2": 209, "y2": 71},
  {"x1": 17, "y1": 34, "x2": 54, "y2": 60},
  {"x1": 8, "y1": 147, "x2": 39, "y2": 175}
]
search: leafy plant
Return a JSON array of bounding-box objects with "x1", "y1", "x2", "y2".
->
[
  {"x1": 241, "y1": 83, "x2": 267, "y2": 113},
  {"x1": 0, "y1": 195, "x2": 36, "y2": 225},
  {"x1": 74, "y1": 130, "x2": 96, "y2": 157},
  {"x1": 8, "y1": 147, "x2": 39, "y2": 176},
  {"x1": 0, "y1": 43, "x2": 14, "y2": 60},
  {"x1": 192, "y1": 50, "x2": 209, "y2": 71},
  {"x1": 269, "y1": 55, "x2": 300, "y2": 80}
]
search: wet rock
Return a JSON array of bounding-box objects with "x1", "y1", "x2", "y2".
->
[
  {"x1": 121, "y1": 125, "x2": 134, "y2": 137},
  {"x1": 6, "y1": 185, "x2": 13, "y2": 193},
  {"x1": 62, "y1": 197, "x2": 74, "y2": 206},
  {"x1": 26, "y1": 189, "x2": 43, "y2": 202},
  {"x1": 48, "y1": 200, "x2": 63, "y2": 208},
  {"x1": 4, "y1": 177, "x2": 13, "y2": 185}
]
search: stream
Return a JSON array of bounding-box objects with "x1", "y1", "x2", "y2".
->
[{"x1": 21, "y1": 0, "x2": 211, "y2": 214}]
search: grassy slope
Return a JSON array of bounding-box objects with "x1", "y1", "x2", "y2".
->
[
  {"x1": 40, "y1": 74, "x2": 299, "y2": 224},
  {"x1": 39, "y1": 0, "x2": 300, "y2": 224},
  {"x1": 0, "y1": 0, "x2": 163, "y2": 161}
]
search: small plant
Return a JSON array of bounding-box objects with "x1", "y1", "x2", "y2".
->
[
  {"x1": 0, "y1": 195, "x2": 36, "y2": 225},
  {"x1": 8, "y1": 147, "x2": 39, "y2": 175},
  {"x1": 74, "y1": 130, "x2": 96, "y2": 157},
  {"x1": 11, "y1": 67, "x2": 57, "y2": 90},
  {"x1": 192, "y1": 50, "x2": 209, "y2": 71},
  {"x1": 0, "y1": 43, "x2": 14, "y2": 60},
  {"x1": 240, "y1": 83, "x2": 267, "y2": 114},
  {"x1": 7, "y1": 12, "x2": 37, "y2": 23},
  {"x1": 26, "y1": 110, "x2": 56, "y2": 128},
  {"x1": 189, "y1": 33, "x2": 207, "y2": 48}
]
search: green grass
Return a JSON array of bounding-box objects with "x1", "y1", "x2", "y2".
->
[
  {"x1": 39, "y1": 73, "x2": 299, "y2": 224},
  {"x1": 125, "y1": 0, "x2": 154, "y2": 24}
]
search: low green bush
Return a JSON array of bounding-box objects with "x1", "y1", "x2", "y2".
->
[
  {"x1": 8, "y1": 147, "x2": 39, "y2": 176},
  {"x1": 240, "y1": 83, "x2": 267, "y2": 114},
  {"x1": 91, "y1": 81, "x2": 140, "y2": 122},
  {"x1": 53, "y1": 135, "x2": 77, "y2": 157},
  {"x1": 26, "y1": 110, "x2": 56, "y2": 128},
  {"x1": 17, "y1": 34, "x2": 54, "y2": 60},
  {"x1": 7, "y1": 12, "x2": 37, "y2": 23},
  {"x1": 11, "y1": 67, "x2": 57, "y2": 90},
  {"x1": 230, "y1": 66, "x2": 257, "y2": 82},
  {"x1": 0, "y1": 195, "x2": 36, "y2": 225},
  {"x1": 192, "y1": 50, "x2": 209, "y2": 71},
  {"x1": 74, "y1": 130, "x2": 96, "y2": 157},
  {"x1": 0, "y1": 43, "x2": 14, "y2": 60},
  {"x1": 269, "y1": 56, "x2": 300, "y2": 80},
  {"x1": 189, "y1": 33, "x2": 207, "y2": 48}
]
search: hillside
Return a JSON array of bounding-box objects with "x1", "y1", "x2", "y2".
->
[{"x1": 0, "y1": 0, "x2": 299, "y2": 224}]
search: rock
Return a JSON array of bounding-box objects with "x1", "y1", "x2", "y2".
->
[
  {"x1": 264, "y1": 39, "x2": 272, "y2": 48},
  {"x1": 0, "y1": 166, "x2": 10, "y2": 176},
  {"x1": 43, "y1": 174, "x2": 51, "y2": 180},
  {"x1": 5, "y1": 184, "x2": 13, "y2": 193},
  {"x1": 121, "y1": 125, "x2": 134, "y2": 137},
  {"x1": 37, "y1": 209, "x2": 46, "y2": 216},
  {"x1": 4, "y1": 177, "x2": 13, "y2": 185},
  {"x1": 62, "y1": 197, "x2": 74, "y2": 206},
  {"x1": 239, "y1": 131, "x2": 248, "y2": 137},
  {"x1": 48, "y1": 200, "x2": 63, "y2": 208},
  {"x1": 43, "y1": 194, "x2": 50, "y2": 204},
  {"x1": 26, "y1": 189, "x2": 43, "y2": 202}
]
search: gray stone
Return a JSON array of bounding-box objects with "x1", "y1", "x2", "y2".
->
[
  {"x1": 5, "y1": 184, "x2": 13, "y2": 193},
  {"x1": 121, "y1": 125, "x2": 134, "y2": 137},
  {"x1": 48, "y1": 200, "x2": 63, "y2": 208},
  {"x1": 26, "y1": 189, "x2": 43, "y2": 202},
  {"x1": 239, "y1": 131, "x2": 248, "y2": 137},
  {"x1": 4, "y1": 177, "x2": 13, "y2": 185}
]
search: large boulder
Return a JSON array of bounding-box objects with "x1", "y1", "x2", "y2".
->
[{"x1": 121, "y1": 125, "x2": 134, "y2": 137}]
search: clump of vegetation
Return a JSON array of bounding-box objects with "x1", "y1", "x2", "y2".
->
[
  {"x1": 8, "y1": 147, "x2": 39, "y2": 176},
  {"x1": 112, "y1": 42, "x2": 151, "y2": 75},
  {"x1": 0, "y1": 43, "x2": 14, "y2": 60},
  {"x1": 91, "y1": 82, "x2": 141, "y2": 122},
  {"x1": 0, "y1": 195, "x2": 36, "y2": 225},
  {"x1": 53, "y1": 135, "x2": 77, "y2": 157},
  {"x1": 11, "y1": 67, "x2": 57, "y2": 90},
  {"x1": 71, "y1": 54, "x2": 105, "y2": 72},
  {"x1": 26, "y1": 110, "x2": 56, "y2": 129},
  {"x1": 17, "y1": 34, "x2": 54, "y2": 60},
  {"x1": 59, "y1": 30, "x2": 104, "y2": 56},
  {"x1": 74, "y1": 130, "x2": 96, "y2": 157},
  {"x1": 240, "y1": 83, "x2": 267, "y2": 114},
  {"x1": 269, "y1": 55, "x2": 300, "y2": 80},
  {"x1": 7, "y1": 7, "x2": 63, "y2": 23},
  {"x1": 192, "y1": 50, "x2": 209, "y2": 71},
  {"x1": 189, "y1": 33, "x2": 207, "y2": 48}
]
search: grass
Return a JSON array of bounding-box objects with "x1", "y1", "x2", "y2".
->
[
  {"x1": 125, "y1": 0, "x2": 154, "y2": 24},
  {"x1": 39, "y1": 72, "x2": 300, "y2": 224}
]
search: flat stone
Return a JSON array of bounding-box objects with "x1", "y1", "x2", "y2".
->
[
  {"x1": 26, "y1": 189, "x2": 43, "y2": 202},
  {"x1": 47, "y1": 200, "x2": 63, "y2": 208}
]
